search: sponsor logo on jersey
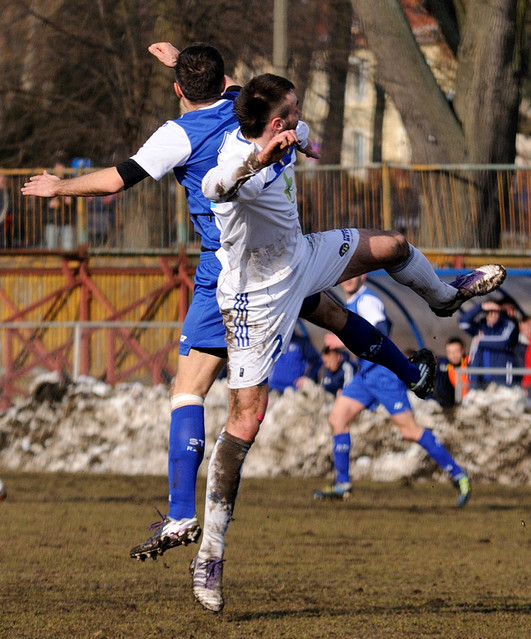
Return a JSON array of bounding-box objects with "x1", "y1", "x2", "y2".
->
[
  {"x1": 341, "y1": 228, "x2": 353, "y2": 243},
  {"x1": 339, "y1": 242, "x2": 349, "y2": 256}
]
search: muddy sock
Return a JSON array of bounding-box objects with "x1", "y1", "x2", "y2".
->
[{"x1": 198, "y1": 430, "x2": 252, "y2": 560}]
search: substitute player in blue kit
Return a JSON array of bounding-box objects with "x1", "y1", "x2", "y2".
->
[
  {"x1": 313, "y1": 275, "x2": 471, "y2": 506},
  {"x1": 22, "y1": 43, "x2": 439, "y2": 566}
]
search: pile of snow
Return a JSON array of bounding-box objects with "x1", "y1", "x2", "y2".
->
[{"x1": 0, "y1": 374, "x2": 530, "y2": 485}]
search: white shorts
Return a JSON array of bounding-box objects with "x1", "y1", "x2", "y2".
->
[{"x1": 218, "y1": 228, "x2": 360, "y2": 388}]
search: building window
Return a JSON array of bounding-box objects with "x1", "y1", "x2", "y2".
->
[
  {"x1": 352, "y1": 130, "x2": 366, "y2": 166},
  {"x1": 350, "y1": 57, "x2": 368, "y2": 102}
]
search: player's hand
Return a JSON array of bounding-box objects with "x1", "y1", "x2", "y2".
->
[
  {"x1": 148, "y1": 42, "x2": 179, "y2": 68},
  {"x1": 21, "y1": 171, "x2": 61, "y2": 197},
  {"x1": 256, "y1": 130, "x2": 299, "y2": 167},
  {"x1": 298, "y1": 139, "x2": 321, "y2": 160}
]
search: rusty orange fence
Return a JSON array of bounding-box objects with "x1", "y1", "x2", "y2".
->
[{"x1": 0, "y1": 254, "x2": 193, "y2": 407}]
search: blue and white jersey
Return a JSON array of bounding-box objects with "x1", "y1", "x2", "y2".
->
[
  {"x1": 345, "y1": 284, "x2": 392, "y2": 374},
  {"x1": 131, "y1": 91, "x2": 239, "y2": 249},
  {"x1": 202, "y1": 121, "x2": 310, "y2": 292}
]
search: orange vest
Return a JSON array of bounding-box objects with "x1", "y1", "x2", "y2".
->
[{"x1": 447, "y1": 356, "x2": 469, "y2": 397}]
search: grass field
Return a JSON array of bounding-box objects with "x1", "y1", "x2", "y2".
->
[{"x1": 0, "y1": 472, "x2": 530, "y2": 638}]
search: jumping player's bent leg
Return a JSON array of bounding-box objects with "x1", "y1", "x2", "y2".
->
[{"x1": 338, "y1": 229, "x2": 506, "y2": 316}]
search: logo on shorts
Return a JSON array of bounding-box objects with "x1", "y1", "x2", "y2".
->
[
  {"x1": 180, "y1": 335, "x2": 187, "y2": 342},
  {"x1": 339, "y1": 242, "x2": 350, "y2": 256},
  {"x1": 239, "y1": 367, "x2": 244, "y2": 377}
]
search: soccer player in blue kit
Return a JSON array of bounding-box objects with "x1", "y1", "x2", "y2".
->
[
  {"x1": 23, "y1": 42, "x2": 443, "y2": 563},
  {"x1": 313, "y1": 275, "x2": 471, "y2": 506}
]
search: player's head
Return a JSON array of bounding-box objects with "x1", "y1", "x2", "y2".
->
[
  {"x1": 174, "y1": 42, "x2": 225, "y2": 103},
  {"x1": 235, "y1": 73, "x2": 298, "y2": 138},
  {"x1": 340, "y1": 274, "x2": 366, "y2": 297},
  {"x1": 445, "y1": 336, "x2": 466, "y2": 365},
  {"x1": 321, "y1": 345, "x2": 343, "y2": 372}
]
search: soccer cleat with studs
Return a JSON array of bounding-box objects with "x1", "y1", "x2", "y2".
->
[
  {"x1": 430, "y1": 264, "x2": 507, "y2": 317},
  {"x1": 313, "y1": 482, "x2": 352, "y2": 500},
  {"x1": 190, "y1": 556, "x2": 225, "y2": 613},
  {"x1": 408, "y1": 348, "x2": 436, "y2": 399},
  {"x1": 129, "y1": 510, "x2": 201, "y2": 561},
  {"x1": 453, "y1": 473, "x2": 471, "y2": 508}
]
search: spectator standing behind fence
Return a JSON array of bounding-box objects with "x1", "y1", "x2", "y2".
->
[
  {"x1": 44, "y1": 159, "x2": 76, "y2": 250},
  {"x1": 313, "y1": 275, "x2": 471, "y2": 507},
  {"x1": 434, "y1": 336, "x2": 469, "y2": 408},
  {"x1": 268, "y1": 321, "x2": 321, "y2": 392},
  {"x1": 87, "y1": 194, "x2": 117, "y2": 247},
  {"x1": 458, "y1": 298, "x2": 519, "y2": 389},
  {"x1": 320, "y1": 333, "x2": 356, "y2": 396}
]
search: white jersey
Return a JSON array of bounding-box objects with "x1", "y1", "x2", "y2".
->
[{"x1": 202, "y1": 121, "x2": 310, "y2": 293}]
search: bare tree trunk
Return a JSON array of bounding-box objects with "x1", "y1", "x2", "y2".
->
[
  {"x1": 353, "y1": 0, "x2": 466, "y2": 163},
  {"x1": 320, "y1": 0, "x2": 353, "y2": 165},
  {"x1": 453, "y1": 0, "x2": 523, "y2": 247}
]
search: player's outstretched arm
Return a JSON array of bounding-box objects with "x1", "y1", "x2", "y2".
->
[
  {"x1": 21, "y1": 167, "x2": 125, "y2": 198},
  {"x1": 148, "y1": 42, "x2": 180, "y2": 68}
]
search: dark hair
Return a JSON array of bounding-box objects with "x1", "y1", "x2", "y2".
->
[
  {"x1": 446, "y1": 336, "x2": 464, "y2": 347},
  {"x1": 321, "y1": 346, "x2": 341, "y2": 355},
  {"x1": 174, "y1": 43, "x2": 225, "y2": 103},
  {"x1": 234, "y1": 73, "x2": 295, "y2": 138}
]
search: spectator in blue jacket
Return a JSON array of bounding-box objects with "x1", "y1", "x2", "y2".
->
[
  {"x1": 269, "y1": 321, "x2": 321, "y2": 392},
  {"x1": 458, "y1": 298, "x2": 519, "y2": 388}
]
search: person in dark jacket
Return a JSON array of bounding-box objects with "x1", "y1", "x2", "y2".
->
[
  {"x1": 269, "y1": 321, "x2": 322, "y2": 392},
  {"x1": 458, "y1": 298, "x2": 519, "y2": 388}
]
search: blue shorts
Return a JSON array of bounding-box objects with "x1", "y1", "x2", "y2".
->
[
  {"x1": 179, "y1": 251, "x2": 226, "y2": 356},
  {"x1": 342, "y1": 366, "x2": 411, "y2": 415}
]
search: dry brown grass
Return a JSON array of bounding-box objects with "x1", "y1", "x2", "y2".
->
[{"x1": 0, "y1": 472, "x2": 530, "y2": 638}]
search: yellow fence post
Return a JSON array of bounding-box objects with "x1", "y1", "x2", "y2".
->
[{"x1": 381, "y1": 161, "x2": 392, "y2": 230}]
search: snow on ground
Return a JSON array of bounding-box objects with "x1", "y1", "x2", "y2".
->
[{"x1": 0, "y1": 374, "x2": 530, "y2": 485}]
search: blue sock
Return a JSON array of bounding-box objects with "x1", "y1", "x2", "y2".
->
[
  {"x1": 333, "y1": 433, "x2": 351, "y2": 484},
  {"x1": 418, "y1": 429, "x2": 463, "y2": 479},
  {"x1": 168, "y1": 404, "x2": 205, "y2": 520},
  {"x1": 337, "y1": 312, "x2": 419, "y2": 385}
]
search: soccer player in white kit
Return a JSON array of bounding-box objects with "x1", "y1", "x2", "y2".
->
[{"x1": 191, "y1": 73, "x2": 506, "y2": 612}]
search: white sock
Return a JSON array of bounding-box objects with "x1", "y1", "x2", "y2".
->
[{"x1": 386, "y1": 244, "x2": 456, "y2": 307}]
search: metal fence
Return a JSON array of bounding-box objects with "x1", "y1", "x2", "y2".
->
[
  {"x1": 1, "y1": 164, "x2": 530, "y2": 253},
  {"x1": 454, "y1": 366, "x2": 531, "y2": 402}
]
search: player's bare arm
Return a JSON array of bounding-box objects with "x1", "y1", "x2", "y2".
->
[
  {"x1": 21, "y1": 167, "x2": 125, "y2": 198},
  {"x1": 298, "y1": 138, "x2": 321, "y2": 161},
  {"x1": 148, "y1": 42, "x2": 180, "y2": 68}
]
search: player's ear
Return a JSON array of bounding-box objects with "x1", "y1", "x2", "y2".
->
[
  {"x1": 271, "y1": 116, "x2": 284, "y2": 133},
  {"x1": 174, "y1": 82, "x2": 183, "y2": 99}
]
